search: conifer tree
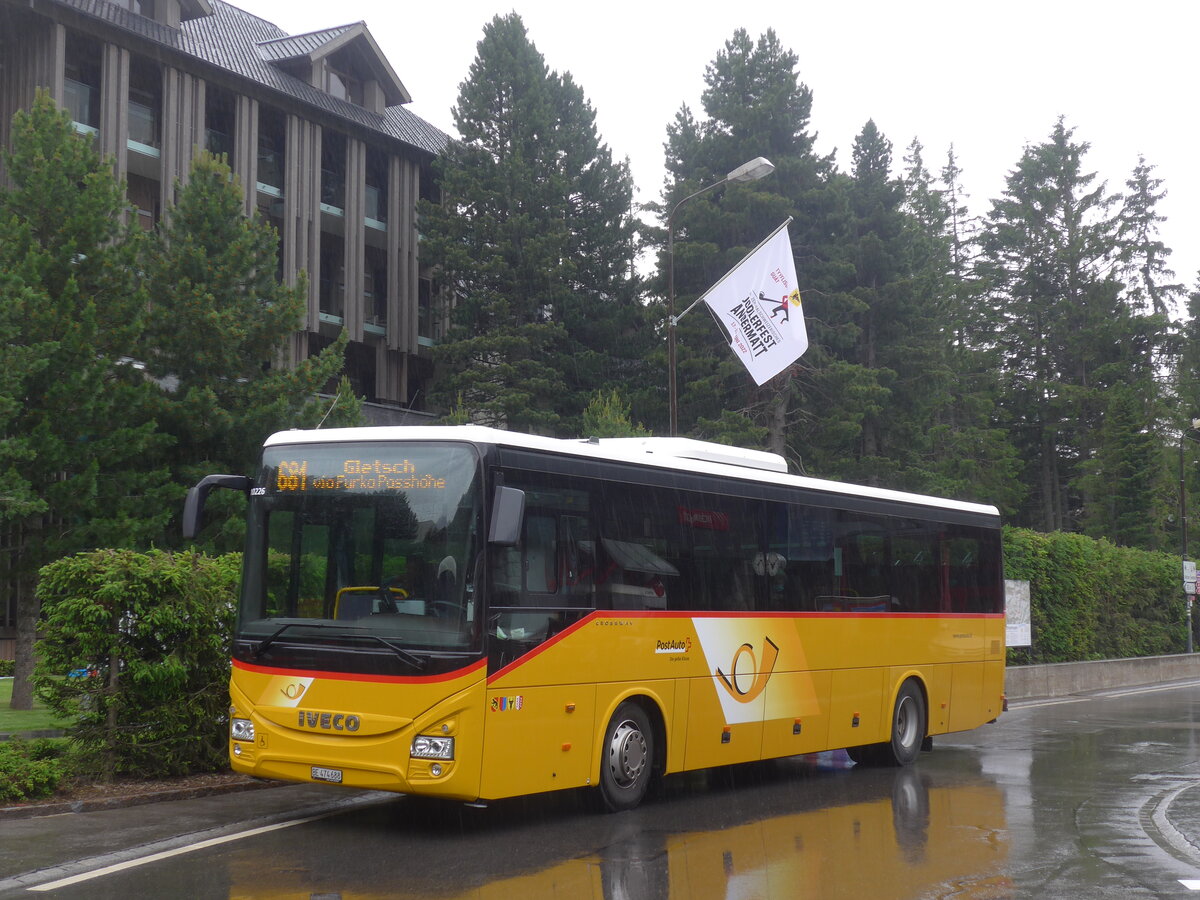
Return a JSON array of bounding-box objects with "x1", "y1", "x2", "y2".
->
[
  {"x1": 977, "y1": 119, "x2": 1154, "y2": 533},
  {"x1": 0, "y1": 92, "x2": 171, "y2": 708},
  {"x1": 656, "y1": 28, "x2": 833, "y2": 458},
  {"x1": 142, "y1": 152, "x2": 356, "y2": 545},
  {"x1": 899, "y1": 142, "x2": 1023, "y2": 509},
  {"x1": 421, "y1": 13, "x2": 644, "y2": 434}
]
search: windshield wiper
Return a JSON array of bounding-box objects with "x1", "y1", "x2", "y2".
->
[
  {"x1": 356, "y1": 633, "x2": 426, "y2": 670},
  {"x1": 252, "y1": 620, "x2": 425, "y2": 669},
  {"x1": 254, "y1": 621, "x2": 343, "y2": 658}
]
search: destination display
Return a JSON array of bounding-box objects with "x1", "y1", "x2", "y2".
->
[{"x1": 272, "y1": 458, "x2": 449, "y2": 493}]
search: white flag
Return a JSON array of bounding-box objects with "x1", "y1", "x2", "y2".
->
[{"x1": 700, "y1": 222, "x2": 807, "y2": 386}]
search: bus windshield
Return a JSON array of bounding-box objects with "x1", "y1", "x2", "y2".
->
[{"x1": 237, "y1": 442, "x2": 483, "y2": 667}]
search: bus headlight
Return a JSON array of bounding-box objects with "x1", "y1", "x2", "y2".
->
[
  {"x1": 231, "y1": 718, "x2": 255, "y2": 742},
  {"x1": 411, "y1": 735, "x2": 455, "y2": 760}
]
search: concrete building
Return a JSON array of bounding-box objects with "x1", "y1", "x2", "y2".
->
[
  {"x1": 0, "y1": 0, "x2": 452, "y2": 641},
  {"x1": 0, "y1": 0, "x2": 449, "y2": 421}
]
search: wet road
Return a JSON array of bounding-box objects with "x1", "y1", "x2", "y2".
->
[{"x1": 6, "y1": 680, "x2": 1200, "y2": 898}]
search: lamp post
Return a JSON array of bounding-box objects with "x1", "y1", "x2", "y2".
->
[
  {"x1": 667, "y1": 156, "x2": 775, "y2": 436},
  {"x1": 1182, "y1": 419, "x2": 1200, "y2": 652}
]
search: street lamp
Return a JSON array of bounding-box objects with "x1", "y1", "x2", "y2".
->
[
  {"x1": 667, "y1": 156, "x2": 775, "y2": 436},
  {"x1": 1182, "y1": 419, "x2": 1200, "y2": 652}
]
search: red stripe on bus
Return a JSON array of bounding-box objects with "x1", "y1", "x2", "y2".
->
[{"x1": 233, "y1": 657, "x2": 486, "y2": 685}]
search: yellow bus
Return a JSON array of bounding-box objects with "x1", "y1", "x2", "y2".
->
[{"x1": 185, "y1": 425, "x2": 1004, "y2": 811}]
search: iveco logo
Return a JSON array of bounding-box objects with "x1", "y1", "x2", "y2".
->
[{"x1": 297, "y1": 710, "x2": 361, "y2": 732}]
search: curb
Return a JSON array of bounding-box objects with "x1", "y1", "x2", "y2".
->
[{"x1": 0, "y1": 777, "x2": 279, "y2": 821}]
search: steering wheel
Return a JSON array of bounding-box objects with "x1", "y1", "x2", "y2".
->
[{"x1": 376, "y1": 575, "x2": 409, "y2": 614}]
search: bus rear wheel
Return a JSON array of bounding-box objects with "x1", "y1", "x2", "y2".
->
[
  {"x1": 848, "y1": 680, "x2": 926, "y2": 767},
  {"x1": 598, "y1": 701, "x2": 654, "y2": 812}
]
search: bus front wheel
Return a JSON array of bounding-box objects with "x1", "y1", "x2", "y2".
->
[{"x1": 598, "y1": 701, "x2": 653, "y2": 812}]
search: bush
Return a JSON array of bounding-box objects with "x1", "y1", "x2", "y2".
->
[
  {"x1": 0, "y1": 740, "x2": 68, "y2": 802},
  {"x1": 33, "y1": 549, "x2": 240, "y2": 781},
  {"x1": 1004, "y1": 527, "x2": 1185, "y2": 663},
  {"x1": 0, "y1": 659, "x2": 13, "y2": 677}
]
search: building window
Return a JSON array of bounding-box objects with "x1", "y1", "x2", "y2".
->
[
  {"x1": 127, "y1": 173, "x2": 159, "y2": 231},
  {"x1": 205, "y1": 88, "x2": 235, "y2": 162},
  {"x1": 127, "y1": 57, "x2": 161, "y2": 151},
  {"x1": 325, "y1": 67, "x2": 362, "y2": 106},
  {"x1": 320, "y1": 131, "x2": 346, "y2": 212},
  {"x1": 257, "y1": 106, "x2": 285, "y2": 196},
  {"x1": 319, "y1": 232, "x2": 344, "y2": 321},
  {"x1": 110, "y1": 0, "x2": 155, "y2": 16},
  {"x1": 64, "y1": 34, "x2": 101, "y2": 130},
  {"x1": 364, "y1": 246, "x2": 387, "y2": 332},
  {"x1": 365, "y1": 149, "x2": 388, "y2": 227}
]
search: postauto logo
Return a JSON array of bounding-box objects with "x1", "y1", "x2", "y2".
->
[{"x1": 716, "y1": 637, "x2": 780, "y2": 703}]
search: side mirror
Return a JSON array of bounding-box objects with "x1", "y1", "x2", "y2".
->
[
  {"x1": 183, "y1": 474, "x2": 253, "y2": 539},
  {"x1": 487, "y1": 486, "x2": 525, "y2": 546}
]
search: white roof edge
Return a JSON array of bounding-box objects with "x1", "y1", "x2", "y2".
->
[
  {"x1": 263, "y1": 425, "x2": 1000, "y2": 518},
  {"x1": 592, "y1": 436, "x2": 788, "y2": 473}
]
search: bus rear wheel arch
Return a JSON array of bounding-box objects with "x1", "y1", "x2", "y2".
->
[
  {"x1": 847, "y1": 678, "x2": 927, "y2": 767},
  {"x1": 597, "y1": 699, "x2": 662, "y2": 812}
]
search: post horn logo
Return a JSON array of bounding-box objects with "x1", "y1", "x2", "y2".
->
[
  {"x1": 716, "y1": 637, "x2": 780, "y2": 703},
  {"x1": 280, "y1": 682, "x2": 307, "y2": 701}
]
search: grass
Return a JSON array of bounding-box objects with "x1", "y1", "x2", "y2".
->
[{"x1": 0, "y1": 678, "x2": 71, "y2": 735}]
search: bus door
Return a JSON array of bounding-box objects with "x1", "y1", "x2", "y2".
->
[{"x1": 482, "y1": 476, "x2": 599, "y2": 798}]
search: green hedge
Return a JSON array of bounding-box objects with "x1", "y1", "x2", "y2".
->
[
  {"x1": 33, "y1": 549, "x2": 240, "y2": 781},
  {"x1": 1004, "y1": 527, "x2": 1185, "y2": 663},
  {"x1": 0, "y1": 739, "x2": 68, "y2": 802}
]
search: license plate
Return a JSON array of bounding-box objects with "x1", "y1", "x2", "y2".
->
[{"x1": 311, "y1": 766, "x2": 343, "y2": 784}]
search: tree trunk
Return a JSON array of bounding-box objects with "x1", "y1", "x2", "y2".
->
[{"x1": 10, "y1": 571, "x2": 36, "y2": 710}]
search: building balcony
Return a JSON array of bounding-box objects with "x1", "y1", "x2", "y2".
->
[
  {"x1": 256, "y1": 147, "x2": 283, "y2": 196},
  {"x1": 206, "y1": 128, "x2": 232, "y2": 160},
  {"x1": 320, "y1": 170, "x2": 345, "y2": 215},
  {"x1": 364, "y1": 184, "x2": 387, "y2": 230},
  {"x1": 127, "y1": 100, "x2": 160, "y2": 156},
  {"x1": 64, "y1": 78, "x2": 99, "y2": 131}
]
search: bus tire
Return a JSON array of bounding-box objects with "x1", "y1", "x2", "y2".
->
[
  {"x1": 885, "y1": 680, "x2": 926, "y2": 767},
  {"x1": 598, "y1": 701, "x2": 654, "y2": 812}
]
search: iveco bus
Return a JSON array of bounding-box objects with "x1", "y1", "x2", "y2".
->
[{"x1": 184, "y1": 426, "x2": 1004, "y2": 811}]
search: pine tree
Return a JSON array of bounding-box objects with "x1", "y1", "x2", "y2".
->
[
  {"x1": 898, "y1": 142, "x2": 1023, "y2": 509},
  {"x1": 142, "y1": 152, "x2": 356, "y2": 545},
  {"x1": 977, "y1": 119, "x2": 1152, "y2": 533},
  {"x1": 1119, "y1": 156, "x2": 1184, "y2": 318},
  {"x1": 656, "y1": 28, "x2": 833, "y2": 459},
  {"x1": 581, "y1": 389, "x2": 649, "y2": 438},
  {"x1": 421, "y1": 13, "x2": 644, "y2": 434},
  {"x1": 0, "y1": 92, "x2": 172, "y2": 708}
]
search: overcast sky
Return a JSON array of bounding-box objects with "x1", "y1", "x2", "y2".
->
[{"x1": 238, "y1": 0, "x2": 1198, "y2": 296}]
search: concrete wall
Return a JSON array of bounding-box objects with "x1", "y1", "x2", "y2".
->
[{"x1": 1006, "y1": 653, "x2": 1200, "y2": 701}]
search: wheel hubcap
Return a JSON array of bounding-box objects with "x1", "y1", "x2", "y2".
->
[
  {"x1": 896, "y1": 696, "x2": 917, "y2": 748},
  {"x1": 608, "y1": 719, "x2": 647, "y2": 788}
]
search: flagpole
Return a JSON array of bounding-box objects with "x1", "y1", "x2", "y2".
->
[
  {"x1": 667, "y1": 158, "x2": 776, "y2": 436},
  {"x1": 674, "y1": 217, "x2": 794, "y2": 324}
]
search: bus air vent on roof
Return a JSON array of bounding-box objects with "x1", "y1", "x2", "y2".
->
[{"x1": 591, "y1": 437, "x2": 788, "y2": 474}]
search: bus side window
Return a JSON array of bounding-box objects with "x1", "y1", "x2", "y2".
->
[
  {"x1": 524, "y1": 514, "x2": 557, "y2": 594},
  {"x1": 768, "y1": 503, "x2": 834, "y2": 611}
]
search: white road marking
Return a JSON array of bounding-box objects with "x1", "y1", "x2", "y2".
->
[
  {"x1": 1179, "y1": 879, "x2": 1200, "y2": 890},
  {"x1": 28, "y1": 813, "x2": 328, "y2": 892}
]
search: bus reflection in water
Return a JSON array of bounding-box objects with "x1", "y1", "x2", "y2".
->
[{"x1": 226, "y1": 764, "x2": 1009, "y2": 899}]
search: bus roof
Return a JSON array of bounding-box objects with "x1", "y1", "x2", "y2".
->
[{"x1": 264, "y1": 425, "x2": 1001, "y2": 520}]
